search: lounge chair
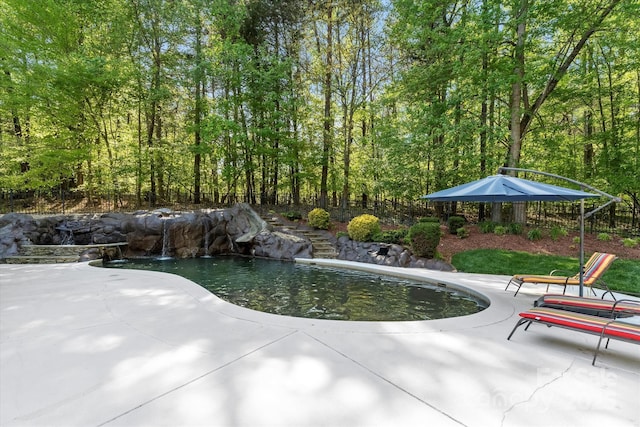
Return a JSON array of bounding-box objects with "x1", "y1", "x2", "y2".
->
[
  {"x1": 507, "y1": 300, "x2": 640, "y2": 365},
  {"x1": 534, "y1": 294, "x2": 640, "y2": 318},
  {"x1": 505, "y1": 252, "x2": 617, "y2": 297}
]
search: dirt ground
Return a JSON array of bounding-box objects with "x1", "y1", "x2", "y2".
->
[{"x1": 329, "y1": 222, "x2": 640, "y2": 263}]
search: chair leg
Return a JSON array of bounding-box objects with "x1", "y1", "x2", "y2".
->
[
  {"x1": 593, "y1": 328, "x2": 609, "y2": 366},
  {"x1": 506, "y1": 279, "x2": 522, "y2": 297},
  {"x1": 505, "y1": 279, "x2": 514, "y2": 291},
  {"x1": 507, "y1": 319, "x2": 530, "y2": 340}
]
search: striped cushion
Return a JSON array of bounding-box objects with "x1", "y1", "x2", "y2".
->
[
  {"x1": 513, "y1": 252, "x2": 616, "y2": 286},
  {"x1": 520, "y1": 307, "x2": 640, "y2": 342},
  {"x1": 536, "y1": 295, "x2": 640, "y2": 316},
  {"x1": 581, "y1": 253, "x2": 616, "y2": 285}
]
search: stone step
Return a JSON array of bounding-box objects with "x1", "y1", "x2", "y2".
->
[
  {"x1": 5, "y1": 255, "x2": 79, "y2": 264},
  {"x1": 259, "y1": 213, "x2": 337, "y2": 259}
]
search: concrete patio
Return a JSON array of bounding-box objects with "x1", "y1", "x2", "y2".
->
[{"x1": 1, "y1": 260, "x2": 638, "y2": 426}]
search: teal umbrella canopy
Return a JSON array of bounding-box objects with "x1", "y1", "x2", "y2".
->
[{"x1": 422, "y1": 175, "x2": 598, "y2": 202}]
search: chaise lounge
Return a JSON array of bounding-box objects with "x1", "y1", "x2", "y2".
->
[
  {"x1": 534, "y1": 294, "x2": 640, "y2": 317},
  {"x1": 507, "y1": 299, "x2": 640, "y2": 365},
  {"x1": 505, "y1": 252, "x2": 617, "y2": 297}
]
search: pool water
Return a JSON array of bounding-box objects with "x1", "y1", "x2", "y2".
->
[{"x1": 103, "y1": 257, "x2": 488, "y2": 321}]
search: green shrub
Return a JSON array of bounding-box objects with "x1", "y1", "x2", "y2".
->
[
  {"x1": 347, "y1": 214, "x2": 381, "y2": 242},
  {"x1": 622, "y1": 238, "x2": 638, "y2": 248},
  {"x1": 447, "y1": 216, "x2": 465, "y2": 235},
  {"x1": 597, "y1": 232, "x2": 611, "y2": 241},
  {"x1": 508, "y1": 223, "x2": 524, "y2": 235},
  {"x1": 418, "y1": 216, "x2": 440, "y2": 223},
  {"x1": 336, "y1": 231, "x2": 349, "y2": 239},
  {"x1": 573, "y1": 236, "x2": 581, "y2": 244},
  {"x1": 494, "y1": 225, "x2": 508, "y2": 235},
  {"x1": 282, "y1": 211, "x2": 302, "y2": 221},
  {"x1": 308, "y1": 208, "x2": 330, "y2": 229},
  {"x1": 527, "y1": 228, "x2": 543, "y2": 241},
  {"x1": 550, "y1": 226, "x2": 568, "y2": 241},
  {"x1": 478, "y1": 221, "x2": 496, "y2": 233},
  {"x1": 457, "y1": 227, "x2": 469, "y2": 239},
  {"x1": 408, "y1": 222, "x2": 441, "y2": 258},
  {"x1": 373, "y1": 228, "x2": 408, "y2": 244}
]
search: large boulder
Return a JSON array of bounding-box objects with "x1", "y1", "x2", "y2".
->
[
  {"x1": 252, "y1": 230, "x2": 313, "y2": 260},
  {"x1": 0, "y1": 213, "x2": 35, "y2": 258},
  {"x1": 336, "y1": 235, "x2": 455, "y2": 272}
]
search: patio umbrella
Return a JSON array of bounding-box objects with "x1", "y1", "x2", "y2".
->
[
  {"x1": 422, "y1": 174, "x2": 599, "y2": 296},
  {"x1": 421, "y1": 174, "x2": 597, "y2": 202}
]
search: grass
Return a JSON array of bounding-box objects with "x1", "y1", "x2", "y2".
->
[{"x1": 451, "y1": 249, "x2": 640, "y2": 296}]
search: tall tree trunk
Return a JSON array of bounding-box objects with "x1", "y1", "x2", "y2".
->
[
  {"x1": 508, "y1": 0, "x2": 528, "y2": 225},
  {"x1": 320, "y1": 3, "x2": 333, "y2": 209},
  {"x1": 193, "y1": 15, "x2": 203, "y2": 204}
]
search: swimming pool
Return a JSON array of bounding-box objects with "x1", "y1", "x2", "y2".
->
[{"x1": 103, "y1": 256, "x2": 488, "y2": 321}]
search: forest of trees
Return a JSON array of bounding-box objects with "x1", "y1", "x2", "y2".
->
[{"x1": 1, "y1": 0, "x2": 639, "y2": 216}]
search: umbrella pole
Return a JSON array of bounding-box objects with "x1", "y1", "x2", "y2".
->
[{"x1": 579, "y1": 198, "x2": 585, "y2": 297}]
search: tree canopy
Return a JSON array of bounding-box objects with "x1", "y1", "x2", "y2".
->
[{"x1": 1, "y1": 0, "x2": 638, "y2": 213}]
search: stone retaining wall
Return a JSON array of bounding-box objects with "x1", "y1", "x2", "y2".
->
[{"x1": 0, "y1": 204, "x2": 312, "y2": 262}]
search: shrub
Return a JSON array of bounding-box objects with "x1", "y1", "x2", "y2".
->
[
  {"x1": 418, "y1": 216, "x2": 440, "y2": 223},
  {"x1": 597, "y1": 232, "x2": 611, "y2": 241},
  {"x1": 550, "y1": 226, "x2": 568, "y2": 241},
  {"x1": 572, "y1": 236, "x2": 581, "y2": 244},
  {"x1": 494, "y1": 225, "x2": 508, "y2": 235},
  {"x1": 527, "y1": 228, "x2": 543, "y2": 241},
  {"x1": 456, "y1": 227, "x2": 469, "y2": 239},
  {"x1": 478, "y1": 221, "x2": 496, "y2": 233},
  {"x1": 282, "y1": 211, "x2": 302, "y2": 221},
  {"x1": 336, "y1": 231, "x2": 349, "y2": 239},
  {"x1": 308, "y1": 208, "x2": 330, "y2": 229},
  {"x1": 347, "y1": 214, "x2": 381, "y2": 242},
  {"x1": 373, "y1": 228, "x2": 408, "y2": 244},
  {"x1": 622, "y1": 238, "x2": 638, "y2": 248},
  {"x1": 508, "y1": 222, "x2": 524, "y2": 235},
  {"x1": 447, "y1": 216, "x2": 465, "y2": 235},
  {"x1": 408, "y1": 222, "x2": 441, "y2": 258}
]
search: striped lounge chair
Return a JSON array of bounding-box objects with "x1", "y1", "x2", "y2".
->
[
  {"x1": 505, "y1": 252, "x2": 617, "y2": 297},
  {"x1": 507, "y1": 301, "x2": 640, "y2": 365},
  {"x1": 535, "y1": 294, "x2": 640, "y2": 318}
]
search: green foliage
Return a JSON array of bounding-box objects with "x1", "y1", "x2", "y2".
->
[
  {"x1": 494, "y1": 226, "x2": 508, "y2": 236},
  {"x1": 527, "y1": 228, "x2": 543, "y2": 241},
  {"x1": 550, "y1": 226, "x2": 568, "y2": 241},
  {"x1": 622, "y1": 238, "x2": 639, "y2": 248},
  {"x1": 597, "y1": 233, "x2": 611, "y2": 242},
  {"x1": 282, "y1": 211, "x2": 302, "y2": 221},
  {"x1": 336, "y1": 231, "x2": 349, "y2": 239},
  {"x1": 0, "y1": 0, "x2": 638, "y2": 212},
  {"x1": 407, "y1": 222, "x2": 441, "y2": 258},
  {"x1": 347, "y1": 214, "x2": 381, "y2": 242},
  {"x1": 419, "y1": 217, "x2": 440, "y2": 223},
  {"x1": 451, "y1": 249, "x2": 640, "y2": 295},
  {"x1": 456, "y1": 227, "x2": 469, "y2": 239},
  {"x1": 447, "y1": 216, "x2": 465, "y2": 235},
  {"x1": 478, "y1": 221, "x2": 496, "y2": 233},
  {"x1": 508, "y1": 223, "x2": 523, "y2": 235},
  {"x1": 308, "y1": 208, "x2": 330, "y2": 230},
  {"x1": 573, "y1": 236, "x2": 581, "y2": 244},
  {"x1": 372, "y1": 228, "x2": 408, "y2": 244}
]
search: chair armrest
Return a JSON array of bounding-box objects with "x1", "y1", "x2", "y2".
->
[
  {"x1": 549, "y1": 269, "x2": 573, "y2": 276},
  {"x1": 611, "y1": 299, "x2": 640, "y2": 318}
]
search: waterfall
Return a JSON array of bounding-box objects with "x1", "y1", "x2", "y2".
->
[
  {"x1": 202, "y1": 218, "x2": 211, "y2": 258},
  {"x1": 57, "y1": 223, "x2": 75, "y2": 245},
  {"x1": 157, "y1": 218, "x2": 173, "y2": 260}
]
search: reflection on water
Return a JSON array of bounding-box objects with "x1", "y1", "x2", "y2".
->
[{"x1": 103, "y1": 256, "x2": 488, "y2": 321}]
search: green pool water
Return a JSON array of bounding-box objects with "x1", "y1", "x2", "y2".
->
[{"x1": 103, "y1": 256, "x2": 488, "y2": 321}]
